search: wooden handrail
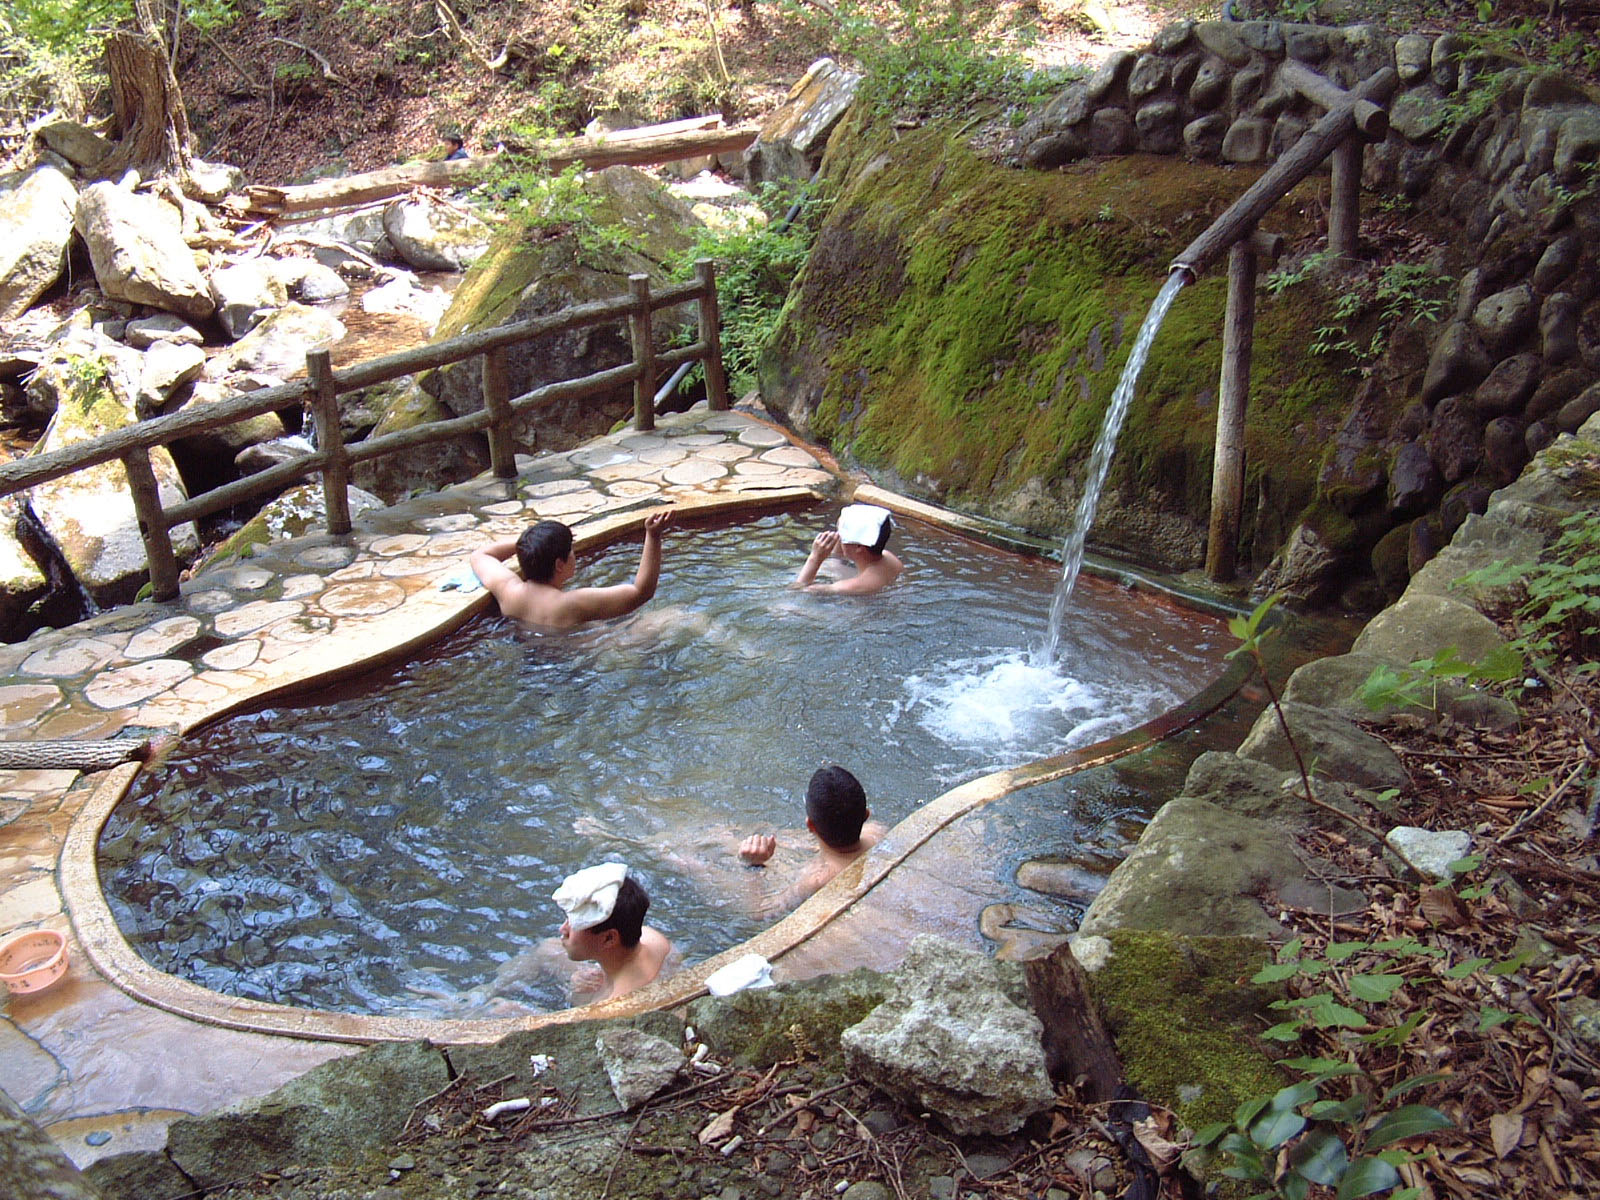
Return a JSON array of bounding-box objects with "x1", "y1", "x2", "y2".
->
[{"x1": 4, "y1": 264, "x2": 728, "y2": 601}]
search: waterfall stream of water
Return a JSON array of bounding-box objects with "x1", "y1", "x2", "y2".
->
[{"x1": 1040, "y1": 269, "x2": 1188, "y2": 662}]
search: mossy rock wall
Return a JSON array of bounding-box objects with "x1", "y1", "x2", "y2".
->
[{"x1": 760, "y1": 118, "x2": 1341, "y2": 572}]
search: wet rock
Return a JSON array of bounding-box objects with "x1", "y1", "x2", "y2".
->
[
  {"x1": 203, "y1": 302, "x2": 345, "y2": 382},
  {"x1": 210, "y1": 259, "x2": 287, "y2": 340},
  {"x1": 1237, "y1": 700, "x2": 1406, "y2": 790},
  {"x1": 1469, "y1": 352, "x2": 1539, "y2": 416},
  {"x1": 1386, "y1": 440, "x2": 1440, "y2": 517},
  {"x1": 1407, "y1": 514, "x2": 1443, "y2": 574},
  {"x1": 74, "y1": 181, "x2": 214, "y2": 321},
  {"x1": 125, "y1": 313, "x2": 204, "y2": 349},
  {"x1": 0, "y1": 165, "x2": 78, "y2": 322},
  {"x1": 840, "y1": 936, "x2": 1053, "y2": 1136},
  {"x1": 1424, "y1": 395, "x2": 1484, "y2": 483}
]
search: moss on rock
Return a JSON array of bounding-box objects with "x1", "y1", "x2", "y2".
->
[{"x1": 1090, "y1": 930, "x2": 1285, "y2": 1128}]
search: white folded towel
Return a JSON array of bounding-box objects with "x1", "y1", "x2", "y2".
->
[
  {"x1": 553, "y1": 862, "x2": 629, "y2": 930},
  {"x1": 837, "y1": 504, "x2": 890, "y2": 547},
  {"x1": 705, "y1": 953, "x2": 775, "y2": 996}
]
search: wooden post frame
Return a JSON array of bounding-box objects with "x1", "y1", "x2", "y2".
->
[
  {"x1": 1329, "y1": 137, "x2": 1362, "y2": 260},
  {"x1": 306, "y1": 349, "x2": 352, "y2": 535},
  {"x1": 696, "y1": 259, "x2": 731, "y2": 411},
  {"x1": 481, "y1": 346, "x2": 517, "y2": 479},
  {"x1": 121, "y1": 449, "x2": 181, "y2": 601},
  {"x1": 628, "y1": 274, "x2": 655, "y2": 432},
  {"x1": 1206, "y1": 233, "x2": 1259, "y2": 583}
]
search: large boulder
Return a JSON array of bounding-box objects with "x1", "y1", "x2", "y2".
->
[
  {"x1": 27, "y1": 341, "x2": 198, "y2": 605},
  {"x1": 74, "y1": 181, "x2": 214, "y2": 321},
  {"x1": 745, "y1": 57, "x2": 863, "y2": 185},
  {"x1": 209, "y1": 258, "x2": 288, "y2": 340},
  {"x1": 0, "y1": 166, "x2": 79, "y2": 321},
  {"x1": 382, "y1": 196, "x2": 494, "y2": 272},
  {"x1": 0, "y1": 496, "x2": 48, "y2": 638},
  {"x1": 202, "y1": 302, "x2": 345, "y2": 382},
  {"x1": 840, "y1": 936, "x2": 1054, "y2": 1136},
  {"x1": 166, "y1": 380, "x2": 288, "y2": 494},
  {"x1": 422, "y1": 167, "x2": 701, "y2": 455},
  {"x1": 348, "y1": 379, "x2": 488, "y2": 502}
]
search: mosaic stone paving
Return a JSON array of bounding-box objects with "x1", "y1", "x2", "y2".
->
[{"x1": 0, "y1": 406, "x2": 841, "y2": 1167}]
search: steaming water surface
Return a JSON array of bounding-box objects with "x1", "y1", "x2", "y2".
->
[{"x1": 101, "y1": 510, "x2": 1228, "y2": 1017}]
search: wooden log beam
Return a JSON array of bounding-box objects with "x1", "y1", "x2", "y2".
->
[
  {"x1": 1171, "y1": 67, "x2": 1398, "y2": 280},
  {"x1": 244, "y1": 121, "x2": 760, "y2": 215},
  {"x1": 1277, "y1": 61, "x2": 1389, "y2": 141}
]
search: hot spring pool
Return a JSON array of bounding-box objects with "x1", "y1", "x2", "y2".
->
[{"x1": 100, "y1": 508, "x2": 1231, "y2": 1017}]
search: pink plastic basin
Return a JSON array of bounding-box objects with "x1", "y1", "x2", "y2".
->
[{"x1": 0, "y1": 929, "x2": 69, "y2": 995}]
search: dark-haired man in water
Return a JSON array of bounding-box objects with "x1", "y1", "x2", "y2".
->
[
  {"x1": 470, "y1": 510, "x2": 672, "y2": 630},
  {"x1": 738, "y1": 765, "x2": 886, "y2": 908}
]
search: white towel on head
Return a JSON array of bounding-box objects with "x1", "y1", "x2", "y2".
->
[
  {"x1": 837, "y1": 504, "x2": 890, "y2": 547},
  {"x1": 553, "y1": 862, "x2": 629, "y2": 930}
]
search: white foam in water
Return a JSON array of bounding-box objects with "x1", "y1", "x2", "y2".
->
[{"x1": 905, "y1": 651, "x2": 1113, "y2": 752}]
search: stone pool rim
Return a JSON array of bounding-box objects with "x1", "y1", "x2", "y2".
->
[{"x1": 62, "y1": 488, "x2": 1256, "y2": 1045}]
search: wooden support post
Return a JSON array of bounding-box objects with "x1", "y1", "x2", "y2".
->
[
  {"x1": 307, "y1": 349, "x2": 351, "y2": 535},
  {"x1": 628, "y1": 274, "x2": 655, "y2": 432},
  {"x1": 696, "y1": 258, "x2": 731, "y2": 411},
  {"x1": 1019, "y1": 941, "x2": 1124, "y2": 1102},
  {"x1": 481, "y1": 346, "x2": 517, "y2": 479},
  {"x1": 1206, "y1": 233, "x2": 1259, "y2": 583},
  {"x1": 1329, "y1": 137, "x2": 1362, "y2": 260},
  {"x1": 122, "y1": 448, "x2": 182, "y2": 601}
]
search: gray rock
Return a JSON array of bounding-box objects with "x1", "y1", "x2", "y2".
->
[
  {"x1": 168, "y1": 380, "x2": 287, "y2": 479},
  {"x1": 1394, "y1": 34, "x2": 1433, "y2": 83},
  {"x1": 1387, "y1": 439, "x2": 1440, "y2": 516},
  {"x1": 1285, "y1": 26, "x2": 1328, "y2": 63},
  {"x1": 1230, "y1": 61, "x2": 1267, "y2": 111},
  {"x1": 1352, "y1": 591, "x2": 1507, "y2": 665},
  {"x1": 1483, "y1": 416, "x2": 1528, "y2": 482},
  {"x1": 840, "y1": 937, "x2": 1053, "y2": 1136},
  {"x1": 1236, "y1": 20, "x2": 1284, "y2": 57},
  {"x1": 1471, "y1": 284, "x2": 1536, "y2": 357},
  {"x1": 1431, "y1": 33, "x2": 1467, "y2": 91},
  {"x1": 1193, "y1": 20, "x2": 1251, "y2": 67},
  {"x1": 1557, "y1": 383, "x2": 1600, "y2": 434},
  {"x1": 74, "y1": 181, "x2": 214, "y2": 321},
  {"x1": 1175, "y1": 750, "x2": 1295, "y2": 817},
  {"x1": 744, "y1": 57, "x2": 862, "y2": 185},
  {"x1": 1283, "y1": 651, "x2": 1400, "y2": 719},
  {"x1": 1080, "y1": 797, "x2": 1361, "y2": 939},
  {"x1": 203, "y1": 302, "x2": 345, "y2": 382},
  {"x1": 1532, "y1": 234, "x2": 1580, "y2": 293},
  {"x1": 595, "y1": 1027, "x2": 684, "y2": 1109},
  {"x1": 1221, "y1": 116, "x2": 1272, "y2": 163},
  {"x1": 290, "y1": 261, "x2": 351, "y2": 302},
  {"x1": 1539, "y1": 292, "x2": 1579, "y2": 366},
  {"x1": 1237, "y1": 700, "x2": 1407, "y2": 790},
  {"x1": 125, "y1": 313, "x2": 204, "y2": 349},
  {"x1": 687, "y1": 969, "x2": 888, "y2": 1070},
  {"x1": 83, "y1": 1147, "x2": 195, "y2": 1200},
  {"x1": 1182, "y1": 114, "x2": 1227, "y2": 160},
  {"x1": 295, "y1": 206, "x2": 393, "y2": 263},
  {"x1": 1553, "y1": 111, "x2": 1600, "y2": 183},
  {"x1": 1128, "y1": 54, "x2": 1169, "y2": 102},
  {"x1": 1134, "y1": 101, "x2": 1181, "y2": 154},
  {"x1": 0, "y1": 495, "x2": 48, "y2": 632},
  {"x1": 381, "y1": 196, "x2": 494, "y2": 273},
  {"x1": 38, "y1": 120, "x2": 113, "y2": 169},
  {"x1": 235, "y1": 434, "x2": 314, "y2": 475},
  {"x1": 1389, "y1": 87, "x2": 1449, "y2": 143},
  {"x1": 1423, "y1": 396, "x2": 1484, "y2": 483},
  {"x1": 185, "y1": 158, "x2": 245, "y2": 204},
  {"x1": 210, "y1": 259, "x2": 287, "y2": 340},
  {"x1": 0, "y1": 166, "x2": 78, "y2": 322},
  {"x1": 1152, "y1": 20, "x2": 1194, "y2": 54},
  {"x1": 1189, "y1": 58, "x2": 1229, "y2": 110},
  {"x1": 138, "y1": 339, "x2": 206, "y2": 414},
  {"x1": 1469, "y1": 352, "x2": 1539, "y2": 416},
  {"x1": 1337, "y1": 23, "x2": 1392, "y2": 79},
  {"x1": 1085, "y1": 50, "x2": 1137, "y2": 102},
  {"x1": 1088, "y1": 108, "x2": 1135, "y2": 155},
  {"x1": 1420, "y1": 320, "x2": 1492, "y2": 407},
  {"x1": 1386, "y1": 826, "x2": 1473, "y2": 879}
]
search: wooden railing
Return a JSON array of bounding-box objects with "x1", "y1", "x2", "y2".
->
[
  {"x1": 1169, "y1": 65, "x2": 1399, "y2": 583},
  {"x1": 0, "y1": 260, "x2": 730, "y2": 602}
]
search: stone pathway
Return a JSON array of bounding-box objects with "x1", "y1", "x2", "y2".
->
[{"x1": 0, "y1": 405, "x2": 838, "y2": 1168}]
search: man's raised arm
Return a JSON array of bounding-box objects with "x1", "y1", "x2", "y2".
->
[{"x1": 560, "y1": 510, "x2": 672, "y2": 623}]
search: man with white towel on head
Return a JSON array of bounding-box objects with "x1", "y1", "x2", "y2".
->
[
  {"x1": 553, "y1": 862, "x2": 672, "y2": 1004},
  {"x1": 794, "y1": 503, "x2": 904, "y2": 596}
]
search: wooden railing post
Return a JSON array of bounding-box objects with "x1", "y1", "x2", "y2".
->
[
  {"x1": 307, "y1": 349, "x2": 351, "y2": 535},
  {"x1": 121, "y1": 449, "x2": 181, "y2": 601},
  {"x1": 481, "y1": 346, "x2": 517, "y2": 479},
  {"x1": 696, "y1": 258, "x2": 730, "y2": 411},
  {"x1": 628, "y1": 274, "x2": 655, "y2": 432},
  {"x1": 1329, "y1": 137, "x2": 1362, "y2": 260},
  {"x1": 1206, "y1": 233, "x2": 1258, "y2": 583}
]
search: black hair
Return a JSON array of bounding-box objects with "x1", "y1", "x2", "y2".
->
[
  {"x1": 444, "y1": 131, "x2": 464, "y2": 144},
  {"x1": 516, "y1": 521, "x2": 573, "y2": 583},
  {"x1": 806, "y1": 765, "x2": 868, "y2": 849},
  {"x1": 869, "y1": 514, "x2": 892, "y2": 556},
  {"x1": 589, "y1": 875, "x2": 648, "y2": 948}
]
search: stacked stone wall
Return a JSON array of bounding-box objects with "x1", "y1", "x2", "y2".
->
[{"x1": 1013, "y1": 20, "x2": 1600, "y2": 601}]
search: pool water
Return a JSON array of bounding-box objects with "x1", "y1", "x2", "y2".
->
[{"x1": 100, "y1": 509, "x2": 1230, "y2": 1017}]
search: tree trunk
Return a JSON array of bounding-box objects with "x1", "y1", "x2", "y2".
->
[{"x1": 100, "y1": 0, "x2": 193, "y2": 180}]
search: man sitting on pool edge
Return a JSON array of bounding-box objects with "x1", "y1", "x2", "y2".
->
[
  {"x1": 738, "y1": 765, "x2": 886, "y2": 910},
  {"x1": 555, "y1": 862, "x2": 672, "y2": 1004},
  {"x1": 794, "y1": 504, "x2": 903, "y2": 595},
  {"x1": 471, "y1": 510, "x2": 672, "y2": 630}
]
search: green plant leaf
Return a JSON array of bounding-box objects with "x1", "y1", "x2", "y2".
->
[
  {"x1": 1443, "y1": 957, "x2": 1490, "y2": 979},
  {"x1": 1365, "y1": 1105, "x2": 1453, "y2": 1148},
  {"x1": 1280, "y1": 1056, "x2": 1361, "y2": 1078},
  {"x1": 1262, "y1": 1020, "x2": 1305, "y2": 1042},
  {"x1": 1348, "y1": 973, "x2": 1405, "y2": 1002},
  {"x1": 1289, "y1": 1128, "x2": 1350, "y2": 1185},
  {"x1": 1358, "y1": 1011, "x2": 1424, "y2": 1046},
  {"x1": 1478, "y1": 1006, "x2": 1530, "y2": 1031},
  {"x1": 1233, "y1": 1096, "x2": 1270, "y2": 1129},
  {"x1": 1308, "y1": 1094, "x2": 1368, "y2": 1123},
  {"x1": 1380, "y1": 1073, "x2": 1452, "y2": 1104},
  {"x1": 1488, "y1": 951, "x2": 1532, "y2": 976},
  {"x1": 1335, "y1": 1155, "x2": 1401, "y2": 1199},
  {"x1": 1250, "y1": 1107, "x2": 1307, "y2": 1150},
  {"x1": 1281, "y1": 1174, "x2": 1311, "y2": 1200},
  {"x1": 1253, "y1": 961, "x2": 1303, "y2": 983},
  {"x1": 1271, "y1": 1081, "x2": 1321, "y2": 1111},
  {"x1": 1325, "y1": 941, "x2": 1369, "y2": 962}
]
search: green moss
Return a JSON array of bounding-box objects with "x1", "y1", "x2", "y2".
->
[
  {"x1": 768, "y1": 123, "x2": 1353, "y2": 561},
  {"x1": 1091, "y1": 930, "x2": 1286, "y2": 1128}
]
